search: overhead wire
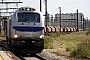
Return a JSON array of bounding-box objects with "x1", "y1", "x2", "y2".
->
[
  {"x1": 30, "y1": 1, "x2": 39, "y2": 9},
  {"x1": 26, "y1": 0, "x2": 34, "y2": 6},
  {"x1": 22, "y1": 0, "x2": 26, "y2": 2},
  {"x1": 48, "y1": 7, "x2": 59, "y2": 15}
]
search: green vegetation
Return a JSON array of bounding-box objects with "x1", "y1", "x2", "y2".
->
[
  {"x1": 44, "y1": 31, "x2": 90, "y2": 59},
  {"x1": 70, "y1": 39, "x2": 90, "y2": 58},
  {"x1": 44, "y1": 32, "x2": 61, "y2": 49}
]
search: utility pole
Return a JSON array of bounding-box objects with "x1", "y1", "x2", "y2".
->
[
  {"x1": 85, "y1": 17, "x2": 88, "y2": 30},
  {"x1": 76, "y1": 9, "x2": 78, "y2": 31},
  {"x1": 81, "y1": 15, "x2": 82, "y2": 30},
  {"x1": 59, "y1": 7, "x2": 61, "y2": 34},
  {"x1": 45, "y1": 0, "x2": 48, "y2": 34},
  {"x1": 83, "y1": 15, "x2": 84, "y2": 31},
  {"x1": 40, "y1": 0, "x2": 42, "y2": 12},
  {"x1": 2, "y1": 0, "x2": 3, "y2": 3}
]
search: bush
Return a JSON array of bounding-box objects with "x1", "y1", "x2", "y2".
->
[
  {"x1": 70, "y1": 39, "x2": 90, "y2": 58},
  {"x1": 44, "y1": 36, "x2": 54, "y2": 49},
  {"x1": 44, "y1": 32, "x2": 61, "y2": 49},
  {"x1": 86, "y1": 31, "x2": 90, "y2": 35},
  {"x1": 66, "y1": 45, "x2": 76, "y2": 52}
]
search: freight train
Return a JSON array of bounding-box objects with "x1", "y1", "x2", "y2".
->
[
  {"x1": 44, "y1": 26, "x2": 76, "y2": 33},
  {"x1": 6, "y1": 7, "x2": 44, "y2": 54}
]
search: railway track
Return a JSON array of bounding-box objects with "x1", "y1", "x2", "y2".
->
[
  {"x1": 4, "y1": 47, "x2": 46, "y2": 60},
  {"x1": 0, "y1": 40, "x2": 46, "y2": 60},
  {"x1": 0, "y1": 37, "x2": 69, "y2": 60},
  {"x1": 16, "y1": 54, "x2": 46, "y2": 60},
  {"x1": 0, "y1": 39, "x2": 69, "y2": 60}
]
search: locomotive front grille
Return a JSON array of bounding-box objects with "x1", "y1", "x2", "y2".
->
[{"x1": 12, "y1": 37, "x2": 44, "y2": 46}]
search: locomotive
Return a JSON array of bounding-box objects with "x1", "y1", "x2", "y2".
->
[{"x1": 6, "y1": 7, "x2": 44, "y2": 54}]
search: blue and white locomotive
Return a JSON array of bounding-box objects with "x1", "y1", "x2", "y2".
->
[{"x1": 6, "y1": 7, "x2": 44, "y2": 54}]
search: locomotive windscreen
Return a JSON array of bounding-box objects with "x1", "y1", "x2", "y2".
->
[{"x1": 18, "y1": 13, "x2": 40, "y2": 22}]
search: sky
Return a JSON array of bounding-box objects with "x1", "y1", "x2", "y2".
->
[{"x1": 0, "y1": 0, "x2": 90, "y2": 19}]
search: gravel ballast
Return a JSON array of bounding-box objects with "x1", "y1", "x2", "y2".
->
[{"x1": 37, "y1": 49, "x2": 69, "y2": 60}]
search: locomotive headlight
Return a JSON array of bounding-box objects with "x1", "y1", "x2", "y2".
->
[
  {"x1": 39, "y1": 35, "x2": 44, "y2": 38},
  {"x1": 26, "y1": 8, "x2": 30, "y2": 11},
  {"x1": 14, "y1": 35, "x2": 18, "y2": 38}
]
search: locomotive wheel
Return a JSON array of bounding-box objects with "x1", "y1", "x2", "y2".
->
[
  {"x1": 8, "y1": 38, "x2": 13, "y2": 49},
  {"x1": 10, "y1": 39, "x2": 12, "y2": 48},
  {"x1": 6, "y1": 37, "x2": 9, "y2": 46}
]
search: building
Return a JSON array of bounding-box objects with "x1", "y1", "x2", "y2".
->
[
  {"x1": 54, "y1": 13, "x2": 84, "y2": 30},
  {"x1": 45, "y1": 13, "x2": 54, "y2": 26}
]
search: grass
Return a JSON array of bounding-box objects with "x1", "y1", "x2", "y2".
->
[{"x1": 44, "y1": 31, "x2": 90, "y2": 59}]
